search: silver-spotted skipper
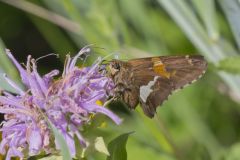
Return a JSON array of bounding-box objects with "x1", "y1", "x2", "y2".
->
[{"x1": 107, "y1": 55, "x2": 207, "y2": 118}]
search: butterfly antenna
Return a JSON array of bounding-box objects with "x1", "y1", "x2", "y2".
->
[{"x1": 36, "y1": 53, "x2": 59, "y2": 63}]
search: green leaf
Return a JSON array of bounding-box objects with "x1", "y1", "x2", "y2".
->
[
  {"x1": 191, "y1": 0, "x2": 219, "y2": 39},
  {"x1": 107, "y1": 132, "x2": 133, "y2": 160},
  {"x1": 218, "y1": 57, "x2": 240, "y2": 74},
  {"x1": 225, "y1": 143, "x2": 240, "y2": 160},
  {"x1": 0, "y1": 70, "x2": 18, "y2": 94},
  {"x1": 48, "y1": 121, "x2": 72, "y2": 160},
  {"x1": 74, "y1": 134, "x2": 84, "y2": 159},
  {"x1": 0, "y1": 38, "x2": 19, "y2": 80},
  {"x1": 220, "y1": 0, "x2": 240, "y2": 50},
  {"x1": 0, "y1": 38, "x2": 23, "y2": 93},
  {"x1": 95, "y1": 137, "x2": 110, "y2": 156}
]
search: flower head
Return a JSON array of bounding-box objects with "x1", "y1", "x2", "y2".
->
[{"x1": 0, "y1": 47, "x2": 121, "y2": 159}]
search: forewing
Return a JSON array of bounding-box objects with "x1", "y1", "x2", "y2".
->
[
  {"x1": 128, "y1": 58, "x2": 156, "y2": 86},
  {"x1": 159, "y1": 55, "x2": 207, "y2": 89},
  {"x1": 128, "y1": 55, "x2": 207, "y2": 89}
]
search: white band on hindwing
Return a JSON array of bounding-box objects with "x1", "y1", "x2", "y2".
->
[{"x1": 139, "y1": 76, "x2": 159, "y2": 103}]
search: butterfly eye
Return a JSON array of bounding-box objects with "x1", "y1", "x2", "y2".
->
[
  {"x1": 109, "y1": 61, "x2": 121, "y2": 76},
  {"x1": 113, "y1": 62, "x2": 120, "y2": 70}
]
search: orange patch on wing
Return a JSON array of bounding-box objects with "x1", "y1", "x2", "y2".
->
[{"x1": 152, "y1": 58, "x2": 170, "y2": 78}]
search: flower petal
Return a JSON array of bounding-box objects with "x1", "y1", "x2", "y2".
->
[
  {"x1": 84, "y1": 104, "x2": 122, "y2": 125},
  {"x1": 5, "y1": 49, "x2": 29, "y2": 86}
]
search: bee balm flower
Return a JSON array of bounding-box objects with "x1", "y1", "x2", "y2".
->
[{"x1": 0, "y1": 47, "x2": 121, "y2": 159}]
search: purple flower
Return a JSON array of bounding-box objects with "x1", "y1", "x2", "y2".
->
[{"x1": 0, "y1": 47, "x2": 121, "y2": 159}]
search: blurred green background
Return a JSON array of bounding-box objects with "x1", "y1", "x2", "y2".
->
[{"x1": 1, "y1": 0, "x2": 240, "y2": 160}]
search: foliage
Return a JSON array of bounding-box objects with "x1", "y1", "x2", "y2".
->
[
  {"x1": 0, "y1": 0, "x2": 240, "y2": 159},
  {"x1": 107, "y1": 132, "x2": 133, "y2": 160},
  {"x1": 218, "y1": 57, "x2": 240, "y2": 74}
]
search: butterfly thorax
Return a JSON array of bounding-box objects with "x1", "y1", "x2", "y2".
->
[{"x1": 109, "y1": 60, "x2": 139, "y2": 109}]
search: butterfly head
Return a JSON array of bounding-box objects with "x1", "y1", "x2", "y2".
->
[{"x1": 109, "y1": 60, "x2": 122, "y2": 77}]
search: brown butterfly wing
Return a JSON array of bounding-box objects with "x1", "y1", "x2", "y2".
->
[
  {"x1": 128, "y1": 55, "x2": 207, "y2": 117},
  {"x1": 159, "y1": 55, "x2": 207, "y2": 89},
  {"x1": 139, "y1": 77, "x2": 174, "y2": 117}
]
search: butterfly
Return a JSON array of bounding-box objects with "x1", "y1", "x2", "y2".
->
[{"x1": 107, "y1": 55, "x2": 207, "y2": 118}]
